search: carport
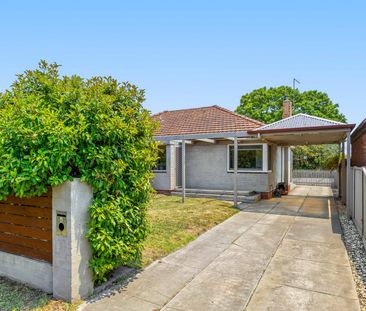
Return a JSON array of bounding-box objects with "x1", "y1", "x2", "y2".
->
[{"x1": 247, "y1": 113, "x2": 355, "y2": 215}]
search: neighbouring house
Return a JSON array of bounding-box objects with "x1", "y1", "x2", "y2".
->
[
  {"x1": 351, "y1": 118, "x2": 366, "y2": 167},
  {"x1": 152, "y1": 99, "x2": 355, "y2": 203}
]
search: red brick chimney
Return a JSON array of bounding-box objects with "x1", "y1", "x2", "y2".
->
[{"x1": 282, "y1": 96, "x2": 292, "y2": 119}]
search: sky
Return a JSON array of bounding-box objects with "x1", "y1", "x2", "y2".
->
[{"x1": 0, "y1": 1, "x2": 365, "y2": 125}]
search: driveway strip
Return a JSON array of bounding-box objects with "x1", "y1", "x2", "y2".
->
[{"x1": 82, "y1": 186, "x2": 360, "y2": 311}]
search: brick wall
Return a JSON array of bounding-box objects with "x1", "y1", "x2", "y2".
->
[{"x1": 352, "y1": 133, "x2": 366, "y2": 167}]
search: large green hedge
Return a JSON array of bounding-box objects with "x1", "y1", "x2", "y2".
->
[{"x1": 0, "y1": 61, "x2": 158, "y2": 282}]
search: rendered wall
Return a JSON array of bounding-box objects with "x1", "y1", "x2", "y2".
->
[
  {"x1": 152, "y1": 144, "x2": 176, "y2": 190},
  {"x1": 0, "y1": 251, "x2": 52, "y2": 292},
  {"x1": 185, "y1": 142, "x2": 271, "y2": 192}
]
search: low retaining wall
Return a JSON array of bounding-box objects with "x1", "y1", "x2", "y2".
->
[{"x1": 0, "y1": 251, "x2": 52, "y2": 292}]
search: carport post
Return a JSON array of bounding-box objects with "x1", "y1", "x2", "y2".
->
[
  {"x1": 233, "y1": 136, "x2": 238, "y2": 208},
  {"x1": 338, "y1": 142, "x2": 342, "y2": 198},
  {"x1": 346, "y1": 131, "x2": 351, "y2": 218},
  {"x1": 341, "y1": 140, "x2": 345, "y2": 199},
  {"x1": 182, "y1": 139, "x2": 186, "y2": 203}
]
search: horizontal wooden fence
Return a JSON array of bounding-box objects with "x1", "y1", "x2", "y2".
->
[
  {"x1": 349, "y1": 167, "x2": 366, "y2": 240},
  {"x1": 292, "y1": 169, "x2": 338, "y2": 189},
  {"x1": 0, "y1": 190, "x2": 52, "y2": 262}
]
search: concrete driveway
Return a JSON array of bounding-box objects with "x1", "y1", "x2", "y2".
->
[{"x1": 82, "y1": 186, "x2": 360, "y2": 311}]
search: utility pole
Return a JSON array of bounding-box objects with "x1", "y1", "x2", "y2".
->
[{"x1": 293, "y1": 78, "x2": 300, "y2": 104}]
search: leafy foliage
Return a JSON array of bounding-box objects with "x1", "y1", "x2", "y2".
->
[
  {"x1": 292, "y1": 145, "x2": 340, "y2": 170},
  {"x1": 236, "y1": 86, "x2": 346, "y2": 169},
  {"x1": 236, "y1": 86, "x2": 346, "y2": 124},
  {"x1": 0, "y1": 61, "x2": 158, "y2": 282}
]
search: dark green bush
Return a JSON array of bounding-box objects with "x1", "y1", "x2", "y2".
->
[{"x1": 0, "y1": 61, "x2": 158, "y2": 282}]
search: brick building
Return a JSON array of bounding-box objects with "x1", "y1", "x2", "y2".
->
[{"x1": 352, "y1": 118, "x2": 366, "y2": 167}]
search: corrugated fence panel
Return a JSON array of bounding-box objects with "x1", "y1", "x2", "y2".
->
[
  {"x1": 0, "y1": 190, "x2": 52, "y2": 262},
  {"x1": 292, "y1": 170, "x2": 338, "y2": 188}
]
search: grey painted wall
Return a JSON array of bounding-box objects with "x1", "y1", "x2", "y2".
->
[
  {"x1": 152, "y1": 144, "x2": 176, "y2": 190},
  {"x1": 185, "y1": 142, "x2": 271, "y2": 192}
]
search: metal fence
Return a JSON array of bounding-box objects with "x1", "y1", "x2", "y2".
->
[
  {"x1": 292, "y1": 169, "x2": 338, "y2": 189},
  {"x1": 349, "y1": 167, "x2": 366, "y2": 239}
]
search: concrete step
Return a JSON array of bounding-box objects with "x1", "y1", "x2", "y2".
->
[
  {"x1": 171, "y1": 191, "x2": 261, "y2": 203},
  {"x1": 174, "y1": 188, "x2": 255, "y2": 196}
]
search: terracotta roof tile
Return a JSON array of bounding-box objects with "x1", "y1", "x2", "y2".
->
[{"x1": 152, "y1": 105, "x2": 263, "y2": 137}]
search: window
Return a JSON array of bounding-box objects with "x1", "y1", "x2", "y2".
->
[
  {"x1": 155, "y1": 146, "x2": 167, "y2": 171},
  {"x1": 229, "y1": 145, "x2": 263, "y2": 171}
]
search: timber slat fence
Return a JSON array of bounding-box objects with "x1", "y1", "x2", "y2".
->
[
  {"x1": 292, "y1": 169, "x2": 338, "y2": 188},
  {"x1": 0, "y1": 190, "x2": 52, "y2": 262}
]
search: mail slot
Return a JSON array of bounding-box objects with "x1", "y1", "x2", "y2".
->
[{"x1": 56, "y1": 211, "x2": 67, "y2": 237}]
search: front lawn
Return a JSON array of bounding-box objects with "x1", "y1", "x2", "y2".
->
[
  {"x1": 0, "y1": 195, "x2": 237, "y2": 310},
  {"x1": 142, "y1": 194, "x2": 238, "y2": 266}
]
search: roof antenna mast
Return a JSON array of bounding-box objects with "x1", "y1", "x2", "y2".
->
[{"x1": 293, "y1": 78, "x2": 301, "y2": 105}]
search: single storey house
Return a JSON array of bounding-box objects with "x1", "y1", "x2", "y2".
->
[{"x1": 151, "y1": 99, "x2": 355, "y2": 204}]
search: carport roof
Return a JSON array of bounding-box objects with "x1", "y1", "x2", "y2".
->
[{"x1": 248, "y1": 113, "x2": 355, "y2": 145}]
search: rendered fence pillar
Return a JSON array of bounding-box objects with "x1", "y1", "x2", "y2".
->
[
  {"x1": 233, "y1": 136, "x2": 238, "y2": 208},
  {"x1": 52, "y1": 179, "x2": 94, "y2": 302}
]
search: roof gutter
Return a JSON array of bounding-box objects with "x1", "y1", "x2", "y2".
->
[
  {"x1": 154, "y1": 131, "x2": 253, "y2": 141},
  {"x1": 248, "y1": 124, "x2": 356, "y2": 135}
]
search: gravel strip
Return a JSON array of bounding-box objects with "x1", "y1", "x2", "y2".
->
[{"x1": 337, "y1": 199, "x2": 366, "y2": 310}]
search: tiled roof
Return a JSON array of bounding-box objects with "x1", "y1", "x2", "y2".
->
[
  {"x1": 251, "y1": 113, "x2": 346, "y2": 132},
  {"x1": 152, "y1": 105, "x2": 263, "y2": 137}
]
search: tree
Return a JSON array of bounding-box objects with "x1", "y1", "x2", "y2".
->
[
  {"x1": 236, "y1": 86, "x2": 346, "y2": 124},
  {"x1": 0, "y1": 61, "x2": 158, "y2": 282},
  {"x1": 236, "y1": 86, "x2": 346, "y2": 170}
]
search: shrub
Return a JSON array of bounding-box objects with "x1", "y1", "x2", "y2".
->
[{"x1": 0, "y1": 61, "x2": 158, "y2": 282}]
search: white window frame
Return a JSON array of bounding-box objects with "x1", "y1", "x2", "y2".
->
[{"x1": 226, "y1": 143, "x2": 271, "y2": 173}]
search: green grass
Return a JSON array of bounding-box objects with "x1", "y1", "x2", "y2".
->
[
  {"x1": 142, "y1": 194, "x2": 238, "y2": 266},
  {"x1": 0, "y1": 195, "x2": 237, "y2": 310}
]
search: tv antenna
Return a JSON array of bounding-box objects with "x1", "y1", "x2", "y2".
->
[{"x1": 293, "y1": 78, "x2": 300, "y2": 104}]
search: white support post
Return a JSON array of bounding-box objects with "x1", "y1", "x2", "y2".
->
[
  {"x1": 182, "y1": 140, "x2": 186, "y2": 203},
  {"x1": 338, "y1": 142, "x2": 342, "y2": 198},
  {"x1": 262, "y1": 143, "x2": 268, "y2": 171},
  {"x1": 233, "y1": 136, "x2": 238, "y2": 208},
  {"x1": 346, "y1": 131, "x2": 351, "y2": 218},
  {"x1": 342, "y1": 141, "x2": 345, "y2": 200}
]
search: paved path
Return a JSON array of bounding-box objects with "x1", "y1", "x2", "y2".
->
[{"x1": 82, "y1": 186, "x2": 360, "y2": 311}]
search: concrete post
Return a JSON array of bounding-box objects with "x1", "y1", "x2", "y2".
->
[
  {"x1": 182, "y1": 140, "x2": 186, "y2": 203},
  {"x1": 346, "y1": 131, "x2": 352, "y2": 218},
  {"x1": 233, "y1": 136, "x2": 238, "y2": 207},
  {"x1": 52, "y1": 179, "x2": 94, "y2": 302}
]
